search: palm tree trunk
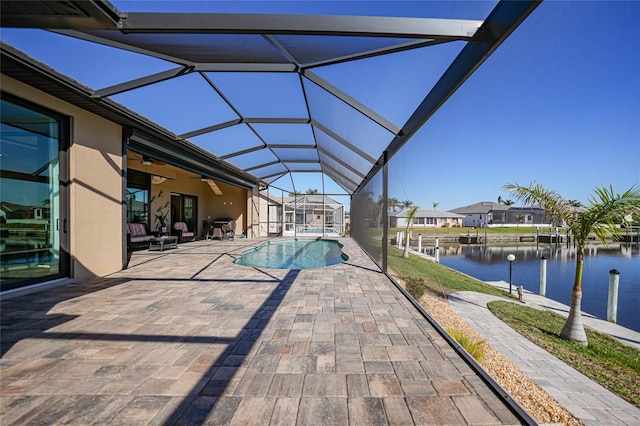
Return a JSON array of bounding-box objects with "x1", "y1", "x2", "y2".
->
[
  {"x1": 403, "y1": 231, "x2": 410, "y2": 258},
  {"x1": 560, "y1": 247, "x2": 588, "y2": 346}
]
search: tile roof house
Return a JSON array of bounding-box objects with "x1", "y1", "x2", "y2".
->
[
  {"x1": 449, "y1": 201, "x2": 547, "y2": 227},
  {"x1": 391, "y1": 209, "x2": 465, "y2": 228},
  {"x1": 449, "y1": 202, "x2": 510, "y2": 227}
]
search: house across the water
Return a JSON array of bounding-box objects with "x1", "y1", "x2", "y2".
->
[
  {"x1": 391, "y1": 209, "x2": 465, "y2": 229},
  {"x1": 449, "y1": 201, "x2": 547, "y2": 227}
]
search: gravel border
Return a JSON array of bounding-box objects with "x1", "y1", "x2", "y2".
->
[{"x1": 417, "y1": 291, "x2": 582, "y2": 425}]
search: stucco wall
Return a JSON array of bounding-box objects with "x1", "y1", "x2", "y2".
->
[{"x1": 2, "y1": 75, "x2": 125, "y2": 279}]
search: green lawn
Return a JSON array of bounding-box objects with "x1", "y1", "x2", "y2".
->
[
  {"x1": 387, "y1": 246, "x2": 640, "y2": 407},
  {"x1": 387, "y1": 246, "x2": 510, "y2": 298},
  {"x1": 488, "y1": 301, "x2": 640, "y2": 406}
]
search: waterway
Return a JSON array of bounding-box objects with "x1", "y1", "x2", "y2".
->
[{"x1": 430, "y1": 242, "x2": 639, "y2": 332}]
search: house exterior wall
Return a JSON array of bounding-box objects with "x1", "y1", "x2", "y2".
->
[
  {"x1": 3, "y1": 75, "x2": 257, "y2": 290},
  {"x1": 201, "y1": 180, "x2": 247, "y2": 237},
  {"x1": 2, "y1": 75, "x2": 124, "y2": 279},
  {"x1": 463, "y1": 214, "x2": 485, "y2": 227},
  {"x1": 395, "y1": 216, "x2": 462, "y2": 228}
]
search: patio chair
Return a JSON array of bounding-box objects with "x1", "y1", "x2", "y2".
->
[
  {"x1": 172, "y1": 221, "x2": 195, "y2": 242},
  {"x1": 211, "y1": 227, "x2": 223, "y2": 240},
  {"x1": 127, "y1": 222, "x2": 153, "y2": 250},
  {"x1": 222, "y1": 223, "x2": 234, "y2": 240}
]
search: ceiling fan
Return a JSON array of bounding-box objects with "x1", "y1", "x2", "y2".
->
[{"x1": 129, "y1": 152, "x2": 166, "y2": 166}]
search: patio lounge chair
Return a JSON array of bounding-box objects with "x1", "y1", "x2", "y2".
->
[{"x1": 173, "y1": 222, "x2": 195, "y2": 242}]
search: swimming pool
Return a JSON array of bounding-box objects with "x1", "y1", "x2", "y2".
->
[
  {"x1": 299, "y1": 228, "x2": 336, "y2": 234},
  {"x1": 234, "y1": 238, "x2": 348, "y2": 269}
]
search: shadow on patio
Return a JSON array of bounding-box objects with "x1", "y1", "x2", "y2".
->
[{"x1": 1, "y1": 238, "x2": 527, "y2": 425}]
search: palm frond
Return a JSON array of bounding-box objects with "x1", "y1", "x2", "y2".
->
[
  {"x1": 503, "y1": 182, "x2": 572, "y2": 223},
  {"x1": 584, "y1": 184, "x2": 640, "y2": 245}
]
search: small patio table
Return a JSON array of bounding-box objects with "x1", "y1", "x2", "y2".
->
[{"x1": 149, "y1": 236, "x2": 178, "y2": 251}]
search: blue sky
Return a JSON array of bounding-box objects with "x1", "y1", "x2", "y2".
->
[
  {"x1": 388, "y1": 0, "x2": 640, "y2": 210},
  {"x1": 2, "y1": 1, "x2": 638, "y2": 211}
]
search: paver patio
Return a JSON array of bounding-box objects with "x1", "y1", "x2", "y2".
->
[{"x1": 1, "y1": 238, "x2": 526, "y2": 425}]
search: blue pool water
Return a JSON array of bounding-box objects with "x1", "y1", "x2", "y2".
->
[
  {"x1": 234, "y1": 238, "x2": 348, "y2": 269},
  {"x1": 299, "y1": 228, "x2": 336, "y2": 234}
]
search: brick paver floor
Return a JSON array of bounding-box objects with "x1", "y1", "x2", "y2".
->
[{"x1": 1, "y1": 238, "x2": 528, "y2": 425}]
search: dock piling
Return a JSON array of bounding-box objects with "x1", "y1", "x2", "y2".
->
[{"x1": 607, "y1": 269, "x2": 620, "y2": 323}]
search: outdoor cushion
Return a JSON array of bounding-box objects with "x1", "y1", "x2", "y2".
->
[
  {"x1": 173, "y1": 221, "x2": 195, "y2": 241},
  {"x1": 127, "y1": 223, "x2": 152, "y2": 243}
]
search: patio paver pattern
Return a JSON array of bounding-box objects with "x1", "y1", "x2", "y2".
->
[{"x1": 1, "y1": 238, "x2": 522, "y2": 425}]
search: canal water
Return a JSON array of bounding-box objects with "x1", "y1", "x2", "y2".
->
[{"x1": 432, "y1": 243, "x2": 639, "y2": 332}]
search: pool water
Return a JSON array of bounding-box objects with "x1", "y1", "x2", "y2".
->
[
  {"x1": 299, "y1": 228, "x2": 337, "y2": 234},
  {"x1": 234, "y1": 238, "x2": 348, "y2": 269}
]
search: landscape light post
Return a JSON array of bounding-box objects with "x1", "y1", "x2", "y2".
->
[{"x1": 507, "y1": 254, "x2": 516, "y2": 294}]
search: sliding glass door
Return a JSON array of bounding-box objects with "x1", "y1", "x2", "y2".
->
[
  {"x1": 1, "y1": 94, "x2": 69, "y2": 291},
  {"x1": 171, "y1": 193, "x2": 197, "y2": 235}
]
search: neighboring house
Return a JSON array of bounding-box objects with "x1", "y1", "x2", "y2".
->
[
  {"x1": 391, "y1": 209, "x2": 464, "y2": 228},
  {"x1": 449, "y1": 201, "x2": 547, "y2": 227},
  {"x1": 449, "y1": 202, "x2": 509, "y2": 227}
]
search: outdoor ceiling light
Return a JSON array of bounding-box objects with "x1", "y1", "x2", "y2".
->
[
  {"x1": 200, "y1": 175, "x2": 208, "y2": 181},
  {"x1": 141, "y1": 156, "x2": 152, "y2": 166}
]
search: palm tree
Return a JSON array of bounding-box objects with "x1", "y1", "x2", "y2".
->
[
  {"x1": 401, "y1": 199, "x2": 413, "y2": 211},
  {"x1": 504, "y1": 182, "x2": 640, "y2": 345},
  {"x1": 403, "y1": 205, "x2": 419, "y2": 258},
  {"x1": 497, "y1": 195, "x2": 504, "y2": 204},
  {"x1": 503, "y1": 199, "x2": 515, "y2": 206},
  {"x1": 388, "y1": 197, "x2": 399, "y2": 212},
  {"x1": 306, "y1": 188, "x2": 319, "y2": 194},
  {"x1": 514, "y1": 214, "x2": 524, "y2": 229},
  {"x1": 432, "y1": 202, "x2": 439, "y2": 209}
]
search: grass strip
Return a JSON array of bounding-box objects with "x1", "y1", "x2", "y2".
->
[
  {"x1": 387, "y1": 246, "x2": 509, "y2": 298},
  {"x1": 488, "y1": 300, "x2": 640, "y2": 407}
]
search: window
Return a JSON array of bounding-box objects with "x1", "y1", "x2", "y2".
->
[
  {"x1": 126, "y1": 169, "x2": 150, "y2": 224},
  {"x1": 1, "y1": 94, "x2": 68, "y2": 290}
]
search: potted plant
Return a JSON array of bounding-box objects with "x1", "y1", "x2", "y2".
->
[{"x1": 151, "y1": 190, "x2": 170, "y2": 233}]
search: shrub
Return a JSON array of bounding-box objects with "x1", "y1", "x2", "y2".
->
[
  {"x1": 405, "y1": 276, "x2": 426, "y2": 300},
  {"x1": 447, "y1": 327, "x2": 487, "y2": 361}
]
